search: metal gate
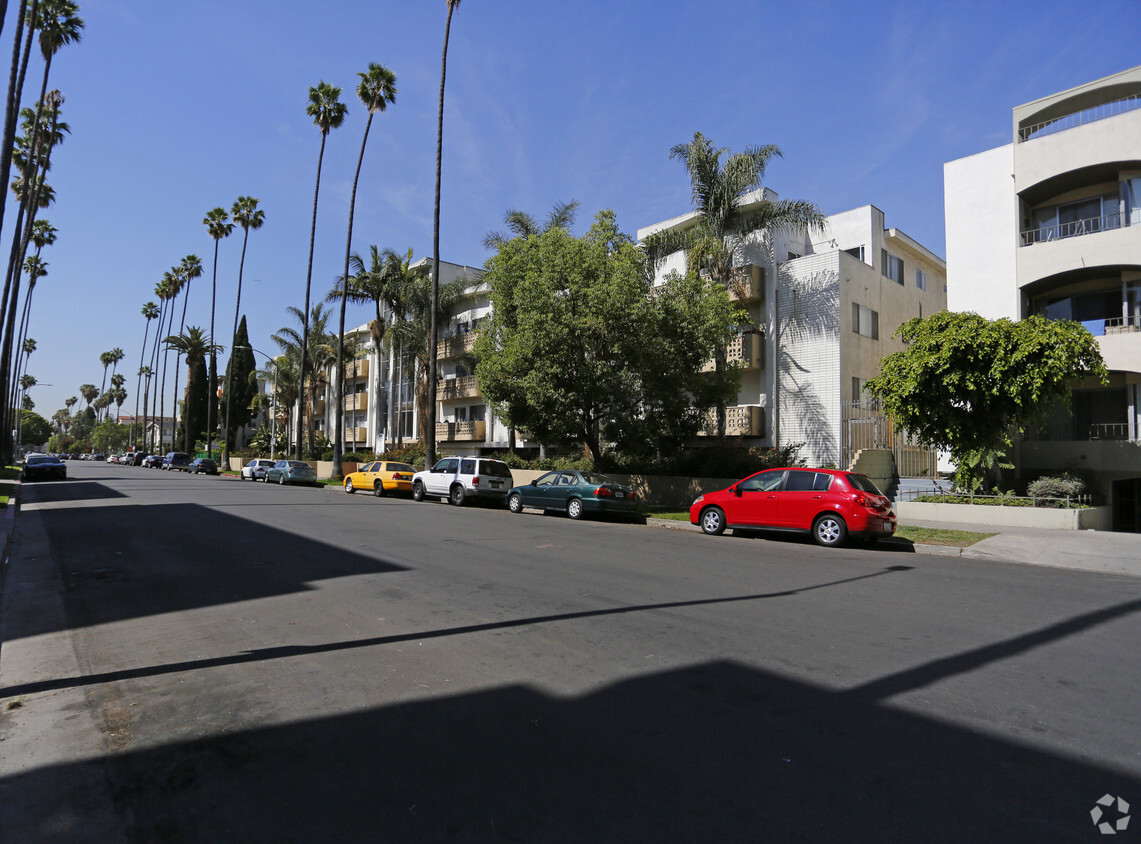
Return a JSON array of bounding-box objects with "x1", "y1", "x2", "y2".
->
[{"x1": 841, "y1": 400, "x2": 937, "y2": 478}]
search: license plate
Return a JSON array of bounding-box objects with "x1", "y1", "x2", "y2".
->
[
  {"x1": 883, "y1": 521, "x2": 893, "y2": 531},
  {"x1": 490, "y1": 481, "x2": 502, "y2": 488},
  {"x1": 615, "y1": 491, "x2": 625, "y2": 498}
]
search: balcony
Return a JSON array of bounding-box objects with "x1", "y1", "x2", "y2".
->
[
  {"x1": 437, "y1": 331, "x2": 479, "y2": 360},
  {"x1": 312, "y1": 398, "x2": 325, "y2": 414},
  {"x1": 698, "y1": 405, "x2": 765, "y2": 437},
  {"x1": 1020, "y1": 211, "x2": 1139, "y2": 246},
  {"x1": 344, "y1": 393, "x2": 368, "y2": 412},
  {"x1": 438, "y1": 375, "x2": 480, "y2": 400},
  {"x1": 728, "y1": 264, "x2": 764, "y2": 302},
  {"x1": 343, "y1": 427, "x2": 368, "y2": 443},
  {"x1": 701, "y1": 333, "x2": 764, "y2": 372},
  {"x1": 347, "y1": 359, "x2": 369, "y2": 379},
  {"x1": 435, "y1": 420, "x2": 486, "y2": 442}
]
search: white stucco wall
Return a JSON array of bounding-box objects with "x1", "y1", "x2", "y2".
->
[{"x1": 944, "y1": 144, "x2": 1019, "y2": 319}]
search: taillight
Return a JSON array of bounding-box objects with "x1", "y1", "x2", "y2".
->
[
  {"x1": 472, "y1": 477, "x2": 480, "y2": 486},
  {"x1": 851, "y1": 493, "x2": 868, "y2": 507},
  {"x1": 594, "y1": 486, "x2": 613, "y2": 497}
]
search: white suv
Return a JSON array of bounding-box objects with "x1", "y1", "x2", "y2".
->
[{"x1": 412, "y1": 457, "x2": 513, "y2": 506}]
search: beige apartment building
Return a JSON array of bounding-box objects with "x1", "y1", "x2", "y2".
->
[
  {"x1": 945, "y1": 65, "x2": 1141, "y2": 529},
  {"x1": 637, "y1": 193, "x2": 947, "y2": 471}
]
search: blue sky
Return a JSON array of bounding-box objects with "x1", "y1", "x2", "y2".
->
[{"x1": 14, "y1": 0, "x2": 1141, "y2": 418}]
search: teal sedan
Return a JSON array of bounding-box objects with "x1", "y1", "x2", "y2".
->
[
  {"x1": 506, "y1": 470, "x2": 636, "y2": 520},
  {"x1": 264, "y1": 459, "x2": 318, "y2": 486}
]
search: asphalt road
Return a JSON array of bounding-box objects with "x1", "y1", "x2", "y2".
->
[{"x1": 2, "y1": 461, "x2": 1140, "y2": 842}]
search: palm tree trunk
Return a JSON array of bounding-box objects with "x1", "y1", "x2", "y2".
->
[
  {"x1": 0, "y1": 0, "x2": 32, "y2": 247},
  {"x1": 207, "y1": 238, "x2": 219, "y2": 458},
  {"x1": 158, "y1": 291, "x2": 178, "y2": 450},
  {"x1": 429, "y1": 2, "x2": 458, "y2": 467},
  {"x1": 297, "y1": 133, "x2": 328, "y2": 459},
  {"x1": 134, "y1": 317, "x2": 151, "y2": 448},
  {"x1": 171, "y1": 281, "x2": 191, "y2": 453},
  {"x1": 334, "y1": 113, "x2": 375, "y2": 479}
]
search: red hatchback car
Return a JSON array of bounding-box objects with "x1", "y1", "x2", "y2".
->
[{"x1": 689, "y1": 467, "x2": 896, "y2": 547}]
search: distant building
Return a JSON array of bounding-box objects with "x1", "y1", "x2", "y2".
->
[{"x1": 944, "y1": 65, "x2": 1141, "y2": 529}]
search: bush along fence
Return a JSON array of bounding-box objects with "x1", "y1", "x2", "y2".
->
[{"x1": 913, "y1": 491, "x2": 1094, "y2": 510}]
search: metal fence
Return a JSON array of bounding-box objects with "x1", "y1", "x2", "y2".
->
[{"x1": 840, "y1": 400, "x2": 937, "y2": 478}]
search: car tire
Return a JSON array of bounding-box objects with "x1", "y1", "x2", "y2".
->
[
  {"x1": 567, "y1": 497, "x2": 584, "y2": 520},
  {"x1": 700, "y1": 506, "x2": 726, "y2": 536},
  {"x1": 812, "y1": 513, "x2": 848, "y2": 548},
  {"x1": 373, "y1": 481, "x2": 385, "y2": 497},
  {"x1": 344, "y1": 478, "x2": 355, "y2": 494},
  {"x1": 279, "y1": 475, "x2": 286, "y2": 486},
  {"x1": 508, "y1": 492, "x2": 523, "y2": 514},
  {"x1": 412, "y1": 481, "x2": 425, "y2": 502},
  {"x1": 450, "y1": 485, "x2": 465, "y2": 507}
]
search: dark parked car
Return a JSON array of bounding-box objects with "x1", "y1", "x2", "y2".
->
[
  {"x1": 23, "y1": 454, "x2": 66, "y2": 481},
  {"x1": 689, "y1": 467, "x2": 896, "y2": 547},
  {"x1": 123, "y1": 451, "x2": 147, "y2": 466},
  {"x1": 142, "y1": 454, "x2": 162, "y2": 468},
  {"x1": 188, "y1": 457, "x2": 219, "y2": 475},
  {"x1": 507, "y1": 470, "x2": 636, "y2": 520},
  {"x1": 162, "y1": 452, "x2": 192, "y2": 472}
]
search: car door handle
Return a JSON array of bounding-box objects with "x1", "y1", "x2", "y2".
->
[{"x1": 812, "y1": 495, "x2": 823, "y2": 500}]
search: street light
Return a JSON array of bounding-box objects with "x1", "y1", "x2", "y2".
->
[{"x1": 234, "y1": 346, "x2": 279, "y2": 460}]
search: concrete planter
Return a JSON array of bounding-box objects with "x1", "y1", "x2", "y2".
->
[
  {"x1": 317, "y1": 461, "x2": 357, "y2": 479},
  {"x1": 897, "y1": 500, "x2": 1112, "y2": 531}
]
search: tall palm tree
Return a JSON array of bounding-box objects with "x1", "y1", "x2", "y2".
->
[
  {"x1": 333, "y1": 62, "x2": 396, "y2": 479},
  {"x1": 12, "y1": 218, "x2": 55, "y2": 385},
  {"x1": 78, "y1": 383, "x2": 96, "y2": 410},
  {"x1": 98, "y1": 349, "x2": 114, "y2": 400},
  {"x1": 202, "y1": 206, "x2": 233, "y2": 456},
  {"x1": 0, "y1": 0, "x2": 37, "y2": 245},
  {"x1": 296, "y1": 80, "x2": 346, "y2": 460},
  {"x1": 169, "y1": 255, "x2": 202, "y2": 448},
  {"x1": 222, "y1": 195, "x2": 264, "y2": 468},
  {"x1": 145, "y1": 274, "x2": 175, "y2": 450},
  {"x1": 274, "y1": 303, "x2": 336, "y2": 457},
  {"x1": 642, "y1": 131, "x2": 825, "y2": 438},
  {"x1": 428, "y1": 0, "x2": 463, "y2": 467},
  {"x1": 65, "y1": 395, "x2": 76, "y2": 414},
  {"x1": 154, "y1": 271, "x2": 180, "y2": 445},
  {"x1": 164, "y1": 326, "x2": 222, "y2": 453},
  {"x1": 8, "y1": 253, "x2": 45, "y2": 420},
  {"x1": 133, "y1": 301, "x2": 159, "y2": 447}
]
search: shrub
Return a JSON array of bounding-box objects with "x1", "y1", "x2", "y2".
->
[
  {"x1": 1026, "y1": 473, "x2": 1087, "y2": 506},
  {"x1": 380, "y1": 443, "x2": 426, "y2": 469}
]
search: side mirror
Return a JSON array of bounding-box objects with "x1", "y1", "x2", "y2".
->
[
  {"x1": 530, "y1": 481, "x2": 537, "y2": 486},
  {"x1": 734, "y1": 485, "x2": 742, "y2": 497}
]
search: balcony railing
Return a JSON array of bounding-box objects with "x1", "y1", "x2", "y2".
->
[
  {"x1": 347, "y1": 359, "x2": 369, "y2": 379},
  {"x1": 437, "y1": 331, "x2": 479, "y2": 360},
  {"x1": 1018, "y1": 94, "x2": 1140, "y2": 142},
  {"x1": 698, "y1": 264, "x2": 764, "y2": 302},
  {"x1": 1025, "y1": 421, "x2": 1135, "y2": 442},
  {"x1": 343, "y1": 427, "x2": 368, "y2": 443},
  {"x1": 700, "y1": 333, "x2": 764, "y2": 372},
  {"x1": 1020, "y1": 212, "x2": 1130, "y2": 246},
  {"x1": 435, "y1": 420, "x2": 486, "y2": 442},
  {"x1": 344, "y1": 393, "x2": 368, "y2": 412},
  {"x1": 698, "y1": 405, "x2": 765, "y2": 437},
  {"x1": 437, "y1": 375, "x2": 480, "y2": 400}
]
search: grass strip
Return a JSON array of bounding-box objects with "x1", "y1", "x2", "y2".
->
[{"x1": 892, "y1": 525, "x2": 996, "y2": 547}]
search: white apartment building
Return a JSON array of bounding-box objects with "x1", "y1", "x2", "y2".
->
[
  {"x1": 317, "y1": 259, "x2": 520, "y2": 456},
  {"x1": 944, "y1": 65, "x2": 1141, "y2": 530},
  {"x1": 637, "y1": 192, "x2": 947, "y2": 471}
]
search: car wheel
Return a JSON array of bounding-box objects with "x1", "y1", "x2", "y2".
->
[
  {"x1": 567, "y1": 497, "x2": 584, "y2": 520},
  {"x1": 279, "y1": 475, "x2": 286, "y2": 485},
  {"x1": 412, "y1": 481, "x2": 425, "y2": 502},
  {"x1": 373, "y1": 481, "x2": 385, "y2": 497},
  {"x1": 700, "y1": 506, "x2": 726, "y2": 536},
  {"x1": 450, "y1": 485, "x2": 465, "y2": 507},
  {"x1": 812, "y1": 513, "x2": 848, "y2": 548},
  {"x1": 344, "y1": 478, "x2": 355, "y2": 494},
  {"x1": 508, "y1": 492, "x2": 523, "y2": 514}
]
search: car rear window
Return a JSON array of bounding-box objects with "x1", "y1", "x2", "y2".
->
[
  {"x1": 388, "y1": 463, "x2": 414, "y2": 473},
  {"x1": 479, "y1": 460, "x2": 512, "y2": 478},
  {"x1": 846, "y1": 473, "x2": 884, "y2": 495}
]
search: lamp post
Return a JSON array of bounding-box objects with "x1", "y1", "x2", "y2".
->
[{"x1": 234, "y1": 346, "x2": 279, "y2": 460}]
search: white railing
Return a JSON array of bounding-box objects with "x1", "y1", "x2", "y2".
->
[
  {"x1": 1018, "y1": 94, "x2": 1140, "y2": 142},
  {"x1": 1020, "y1": 212, "x2": 1124, "y2": 246}
]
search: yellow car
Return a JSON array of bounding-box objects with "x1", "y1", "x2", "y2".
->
[{"x1": 343, "y1": 461, "x2": 416, "y2": 497}]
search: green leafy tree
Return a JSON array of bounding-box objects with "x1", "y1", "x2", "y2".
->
[
  {"x1": 165, "y1": 326, "x2": 222, "y2": 453},
  {"x1": 20, "y1": 409, "x2": 51, "y2": 446},
  {"x1": 482, "y1": 200, "x2": 579, "y2": 250},
  {"x1": 642, "y1": 132, "x2": 825, "y2": 438},
  {"x1": 475, "y1": 210, "x2": 740, "y2": 463},
  {"x1": 91, "y1": 418, "x2": 129, "y2": 455},
  {"x1": 865, "y1": 312, "x2": 1108, "y2": 491}
]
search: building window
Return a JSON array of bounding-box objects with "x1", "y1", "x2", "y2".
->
[
  {"x1": 844, "y1": 245, "x2": 865, "y2": 262},
  {"x1": 916, "y1": 268, "x2": 927, "y2": 291},
  {"x1": 881, "y1": 250, "x2": 904, "y2": 284},
  {"x1": 853, "y1": 303, "x2": 879, "y2": 339},
  {"x1": 852, "y1": 376, "x2": 870, "y2": 402},
  {"x1": 786, "y1": 250, "x2": 801, "y2": 261}
]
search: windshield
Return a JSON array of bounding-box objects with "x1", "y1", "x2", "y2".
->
[{"x1": 27, "y1": 456, "x2": 61, "y2": 465}]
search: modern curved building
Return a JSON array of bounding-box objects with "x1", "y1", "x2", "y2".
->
[{"x1": 945, "y1": 65, "x2": 1141, "y2": 529}]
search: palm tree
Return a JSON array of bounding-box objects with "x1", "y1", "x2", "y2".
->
[
  {"x1": 333, "y1": 62, "x2": 397, "y2": 479},
  {"x1": 296, "y1": 80, "x2": 346, "y2": 460},
  {"x1": 133, "y1": 301, "x2": 159, "y2": 447},
  {"x1": 8, "y1": 253, "x2": 45, "y2": 420},
  {"x1": 642, "y1": 131, "x2": 825, "y2": 438},
  {"x1": 137, "y1": 367, "x2": 152, "y2": 449},
  {"x1": 12, "y1": 219, "x2": 55, "y2": 378},
  {"x1": 98, "y1": 349, "x2": 115, "y2": 402},
  {"x1": 0, "y1": 1, "x2": 37, "y2": 245},
  {"x1": 145, "y1": 274, "x2": 176, "y2": 450},
  {"x1": 164, "y1": 326, "x2": 222, "y2": 453},
  {"x1": 202, "y1": 207, "x2": 233, "y2": 456},
  {"x1": 169, "y1": 255, "x2": 202, "y2": 448},
  {"x1": 428, "y1": 0, "x2": 463, "y2": 467},
  {"x1": 222, "y1": 195, "x2": 264, "y2": 468},
  {"x1": 78, "y1": 383, "x2": 96, "y2": 410},
  {"x1": 273, "y1": 303, "x2": 336, "y2": 456},
  {"x1": 65, "y1": 395, "x2": 76, "y2": 413},
  {"x1": 482, "y1": 200, "x2": 580, "y2": 249}
]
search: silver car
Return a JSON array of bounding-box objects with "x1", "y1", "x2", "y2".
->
[{"x1": 241, "y1": 458, "x2": 277, "y2": 481}]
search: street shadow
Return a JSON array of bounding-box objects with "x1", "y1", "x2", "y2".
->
[
  {"x1": 20, "y1": 480, "x2": 128, "y2": 503},
  {"x1": 4, "y1": 658, "x2": 1135, "y2": 841},
  {"x1": 10, "y1": 503, "x2": 407, "y2": 642}
]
